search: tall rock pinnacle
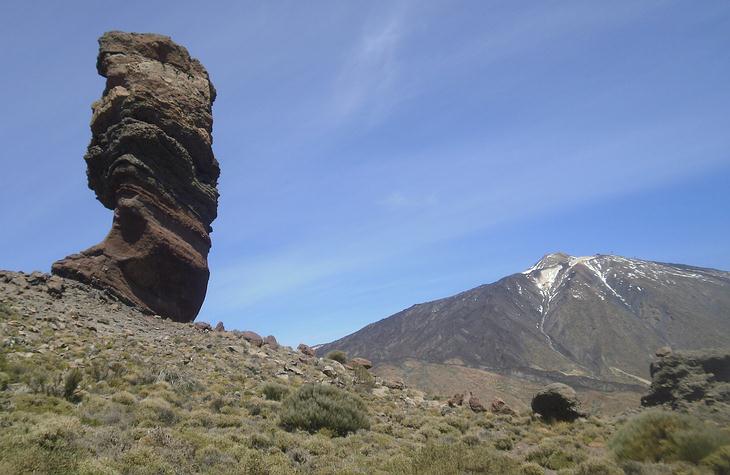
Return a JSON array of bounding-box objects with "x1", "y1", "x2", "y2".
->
[{"x1": 52, "y1": 31, "x2": 219, "y2": 322}]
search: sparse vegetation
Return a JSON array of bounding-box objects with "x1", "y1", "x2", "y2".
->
[
  {"x1": 279, "y1": 383, "x2": 370, "y2": 436},
  {"x1": 611, "y1": 409, "x2": 730, "y2": 464},
  {"x1": 262, "y1": 382, "x2": 290, "y2": 401},
  {"x1": 325, "y1": 350, "x2": 347, "y2": 364},
  {"x1": 1, "y1": 273, "x2": 728, "y2": 474}
]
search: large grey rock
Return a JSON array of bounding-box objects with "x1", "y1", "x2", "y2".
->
[{"x1": 531, "y1": 383, "x2": 585, "y2": 421}]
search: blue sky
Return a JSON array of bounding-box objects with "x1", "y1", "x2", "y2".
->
[{"x1": 1, "y1": 1, "x2": 728, "y2": 346}]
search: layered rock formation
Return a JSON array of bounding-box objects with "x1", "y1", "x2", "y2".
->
[{"x1": 52, "y1": 31, "x2": 219, "y2": 322}]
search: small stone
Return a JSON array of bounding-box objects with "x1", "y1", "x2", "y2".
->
[
  {"x1": 285, "y1": 364, "x2": 304, "y2": 376},
  {"x1": 193, "y1": 322, "x2": 212, "y2": 332},
  {"x1": 28, "y1": 272, "x2": 47, "y2": 285},
  {"x1": 384, "y1": 379, "x2": 406, "y2": 390}
]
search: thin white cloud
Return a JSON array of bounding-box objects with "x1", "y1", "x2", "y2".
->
[
  {"x1": 329, "y1": 4, "x2": 408, "y2": 122},
  {"x1": 206, "y1": 111, "x2": 729, "y2": 314}
]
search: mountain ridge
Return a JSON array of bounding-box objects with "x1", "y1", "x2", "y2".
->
[{"x1": 318, "y1": 252, "x2": 730, "y2": 395}]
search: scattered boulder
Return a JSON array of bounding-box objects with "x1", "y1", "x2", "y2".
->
[
  {"x1": 297, "y1": 344, "x2": 315, "y2": 357},
  {"x1": 264, "y1": 335, "x2": 279, "y2": 349},
  {"x1": 214, "y1": 321, "x2": 225, "y2": 332},
  {"x1": 28, "y1": 272, "x2": 47, "y2": 285},
  {"x1": 490, "y1": 397, "x2": 517, "y2": 416},
  {"x1": 383, "y1": 379, "x2": 406, "y2": 390},
  {"x1": 349, "y1": 357, "x2": 373, "y2": 369},
  {"x1": 322, "y1": 365, "x2": 337, "y2": 378},
  {"x1": 51, "y1": 31, "x2": 219, "y2": 323},
  {"x1": 467, "y1": 392, "x2": 486, "y2": 412},
  {"x1": 193, "y1": 322, "x2": 212, "y2": 332},
  {"x1": 240, "y1": 331, "x2": 263, "y2": 347},
  {"x1": 641, "y1": 349, "x2": 730, "y2": 409},
  {"x1": 46, "y1": 276, "x2": 65, "y2": 297},
  {"x1": 531, "y1": 383, "x2": 585, "y2": 421},
  {"x1": 448, "y1": 392, "x2": 465, "y2": 407},
  {"x1": 655, "y1": 346, "x2": 673, "y2": 358}
]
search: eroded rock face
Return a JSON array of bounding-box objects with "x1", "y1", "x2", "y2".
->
[
  {"x1": 52, "y1": 31, "x2": 219, "y2": 322},
  {"x1": 641, "y1": 349, "x2": 730, "y2": 409}
]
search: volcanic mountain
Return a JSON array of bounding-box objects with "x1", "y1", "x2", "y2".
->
[{"x1": 318, "y1": 253, "x2": 730, "y2": 398}]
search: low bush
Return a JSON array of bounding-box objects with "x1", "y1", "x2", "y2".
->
[
  {"x1": 702, "y1": 445, "x2": 730, "y2": 474},
  {"x1": 525, "y1": 438, "x2": 587, "y2": 470},
  {"x1": 279, "y1": 384, "x2": 370, "y2": 436},
  {"x1": 391, "y1": 442, "x2": 521, "y2": 474},
  {"x1": 353, "y1": 365, "x2": 375, "y2": 392},
  {"x1": 262, "y1": 382, "x2": 290, "y2": 401},
  {"x1": 610, "y1": 409, "x2": 730, "y2": 464},
  {"x1": 573, "y1": 458, "x2": 624, "y2": 475},
  {"x1": 63, "y1": 368, "x2": 83, "y2": 402},
  {"x1": 325, "y1": 350, "x2": 348, "y2": 364},
  {"x1": 494, "y1": 435, "x2": 514, "y2": 451}
]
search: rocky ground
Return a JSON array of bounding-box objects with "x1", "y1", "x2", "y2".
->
[{"x1": 1, "y1": 270, "x2": 728, "y2": 474}]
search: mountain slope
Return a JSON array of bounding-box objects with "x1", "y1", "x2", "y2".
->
[{"x1": 318, "y1": 253, "x2": 730, "y2": 390}]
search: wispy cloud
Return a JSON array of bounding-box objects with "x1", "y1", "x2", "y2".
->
[
  {"x1": 329, "y1": 4, "x2": 408, "y2": 123},
  {"x1": 206, "y1": 109, "x2": 729, "y2": 317}
]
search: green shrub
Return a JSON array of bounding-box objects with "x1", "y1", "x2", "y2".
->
[
  {"x1": 262, "y1": 382, "x2": 290, "y2": 401},
  {"x1": 518, "y1": 462, "x2": 544, "y2": 475},
  {"x1": 137, "y1": 397, "x2": 178, "y2": 426},
  {"x1": 154, "y1": 366, "x2": 199, "y2": 393},
  {"x1": 279, "y1": 384, "x2": 370, "y2": 436},
  {"x1": 353, "y1": 365, "x2": 375, "y2": 392},
  {"x1": 610, "y1": 409, "x2": 730, "y2": 464},
  {"x1": 525, "y1": 439, "x2": 587, "y2": 470},
  {"x1": 445, "y1": 416, "x2": 470, "y2": 434},
  {"x1": 702, "y1": 445, "x2": 730, "y2": 475},
  {"x1": 573, "y1": 458, "x2": 623, "y2": 475},
  {"x1": 395, "y1": 442, "x2": 521, "y2": 474},
  {"x1": 63, "y1": 368, "x2": 83, "y2": 402},
  {"x1": 0, "y1": 415, "x2": 87, "y2": 474},
  {"x1": 325, "y1": 350, "x2": 348, "y2": 364},
  {"x1": 494, "y1": 435, "x2": 514, "y2": 451}
]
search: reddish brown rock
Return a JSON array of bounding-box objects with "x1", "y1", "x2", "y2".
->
[
  {"x1": 264, "y1": 335, "x2": 279, "y2": 349},
  {"x1": 240, "y1": 331, "x2": 263, "y2": 347},
  {"x1": 193, "y1": 322, "x2": 212, "y2": 332},
  {"x1": 467, "y1": 392, "x2": 486, "y2": 412},
  {"x1": 51, "y1": 31, "x2": 219, "y2": 323},
  {"x1": 448, "y1": 393, "x2": 465, "y2": 407},
  {"x1": 349, "y1": 357, "x2": 373, "y2": 369},
  {"x1": 214, "y1": 321, "x2": 225, "y2": 332},
  {"x1": 297, "y1": 344, "x2": 316, "y2": 357},
  {"x1": 490, "y1": 397, "x2": 517, "y2": 415}
]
